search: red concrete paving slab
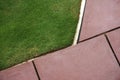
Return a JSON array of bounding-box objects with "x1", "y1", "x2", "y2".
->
[
  {"x1": 107, "y1": 28, "x2": 120, "y2": 62},
  {"x1": 80, "y1": 0, "x2": 120, "y2": 41},
  {"x1": 34, "y1": 35, "x2": 120, "y2": 80},
  {"x1": 0, "y1": 62, "x2": 38, "y2": 80}
]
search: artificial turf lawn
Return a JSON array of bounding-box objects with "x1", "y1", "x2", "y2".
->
[{"x1": 0, "y1": 0, "x2": 81, "y2": 70}]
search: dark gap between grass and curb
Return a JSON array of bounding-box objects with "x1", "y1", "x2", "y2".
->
[
  {"x1": 77, "y1": 0, "x2": 88, "y2": 44},
  {"x1": 78, "y1": 26, "x2": 120, "y2": 43},
  {"x1": 104, "y1": 34, "x2": 120, "y2": 67},
  {"x1": 33, "y1": 45, "x2": 70, "y2": 59},
  {"x1": 32, "y1": 61, "x2": 41, "y2": 80}
]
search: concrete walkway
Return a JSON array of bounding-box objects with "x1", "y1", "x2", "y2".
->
[{"x1": 0, "y1": 0, "x2": 120, "y2": 80}]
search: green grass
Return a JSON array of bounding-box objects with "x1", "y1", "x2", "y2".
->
[{"x1": 0, "y1": 0, "x2": 81, "y2": 70}]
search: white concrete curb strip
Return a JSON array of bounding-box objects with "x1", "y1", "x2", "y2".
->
[{"x1": 73, "y1": 0, "x2": 86, "y2": 45}]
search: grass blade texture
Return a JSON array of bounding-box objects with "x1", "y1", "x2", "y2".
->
[{"x1": 0, "y1": 0, "x2": 81, "y2": 70}]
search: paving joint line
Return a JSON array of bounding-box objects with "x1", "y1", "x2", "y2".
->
[
  {"x1": 32, "y1": 61, "x2": 41, "y2": 80},
  {"x1": 104, "y1": 34, "x2": 120, "y2": 67},
  {"x1": 78, "y1": 26, "x2": 120, "y2": 43}
]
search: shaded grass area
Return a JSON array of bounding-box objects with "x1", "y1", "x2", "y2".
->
[{"x1": 0, "y1": 0, "x2": 81, "y2": 70}]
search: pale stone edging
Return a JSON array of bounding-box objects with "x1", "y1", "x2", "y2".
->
[{"x1": 73, "y1": 0, "x2": 87, "y2": 45}]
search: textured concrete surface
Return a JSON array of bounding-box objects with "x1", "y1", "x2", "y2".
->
[
  {"x1": 79, "y1": 0, "x2": 120, "y2": 41},
  {"x1": 34, "y1": 36, "x2": 120, "y2": 80},
  {"x1": 0, "y1": 62, "x2": 38, "y2": 80},
  {"x1": 107, "y1": 28, "x2": 120, "y2": 62}
]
